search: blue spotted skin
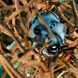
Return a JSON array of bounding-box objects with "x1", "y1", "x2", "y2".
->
[{"x1": 30, "y1": 11, "x2": 66, "y2": 46}]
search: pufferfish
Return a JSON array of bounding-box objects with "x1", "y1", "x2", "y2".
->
[{"x1": 29, "y1": 10, "x2": 67, "y2": 57}]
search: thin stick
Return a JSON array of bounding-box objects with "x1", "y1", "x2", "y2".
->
[
  {"x1": 0, "y1": 55, "x2": 15, "y2": 78},
  {"x1": 0, "y1": 24, "x2": 25, "y2": 53},
  {"x1": 0, "y1": 0, "x2": 7, "y2": 6},
  {"x1": 70, "y1": 0, "x2": 78, "y2": 20},
  {"x1": 60, "y1": 3, "x2": 72, "y2": 13},
  {"x1": 15, "y1": 0, "x2": 19, "y2": 10},
  {"x1": 0, "y1": 5, "x2": 15, "y2": 11},
  {"x1": 57, "y1": 70, "x2": 68, "y2": 78},
  {"x1": 57, "y1": 6, "x2": 75, "y2": 27},
  {"x1": 1, "y1": 70, "x2": 7, "y2": 78},
  {"x1": 0, "y1": 54, "x2": 22, "y2": 78},
  {"x1": 70, "y1": 0, "x2": 78, "y2": 28},
  {"x1": 18, "y1": 15, "x2": 28, "y2": 34}
]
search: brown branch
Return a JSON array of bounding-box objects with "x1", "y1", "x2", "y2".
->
[
  {"x1": 0, "y1": 5, "x2": 15, "y2": 11},
  {"x1": 50, "y1": 63, "x2": 55, "y2": 78},
  {"x1": 14, "y1": 0, "x2": 19, "y2": 10},
  {"x1": 1, "y1": 70, "x2": 7, "y2": 78},
  {"x1": 57, "y1": 6, "x2": 75, "y2": 27},
  {"x1": 60, "y1": 3, "x2": 72, "y2": 13},
  {"x1": 70, "y1": 0, "x2": 78, "y2": 20},
  {"x1": 0, "y1": 0, "x2": 7, "y2": 6},
  {"x1": 0, "y1": 54, "x2": 22, "y2": 78},
  {"x1": 70, "y1": 0, "x2": 78, "y2": 28},
  {"x1": 57, "y1": 70, "x2": 68, "y2": 78},
  {"x1": 0, "y1": 24, "x2": 25, "y2": 53},
  {"x1": 17, "y1": 15, "x2": 28, "y2": 34}
]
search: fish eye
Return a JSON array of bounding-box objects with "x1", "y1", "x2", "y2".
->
[
  {"x1": 50, "y1": 26, "x2": 52, "y2": 29},
  {"x1": 33, "y1": 27, "x2": 41, "y2": 35}
]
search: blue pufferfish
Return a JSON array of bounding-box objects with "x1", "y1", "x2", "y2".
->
[{"x1": 29, "y1": 10, "x2": 67, "y2": 57}]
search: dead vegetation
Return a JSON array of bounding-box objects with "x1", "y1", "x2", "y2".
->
[{"x1": 0, "y1": 0, "x2": 78, "y2": 78}]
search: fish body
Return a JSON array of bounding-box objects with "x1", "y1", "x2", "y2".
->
[{"x1": 30, "y1": 10, "x2": 66, "y2": 56}]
